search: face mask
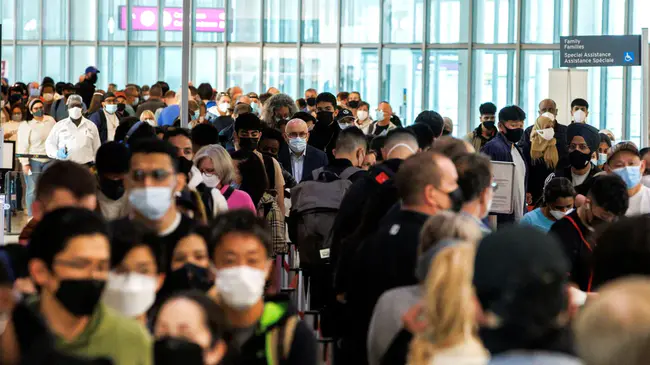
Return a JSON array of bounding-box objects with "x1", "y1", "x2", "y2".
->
[
  {"x1": 102, "y1": 272, "x2": 157, "y2": 318},
  {"x1": 129, "y1": 186, "x2": 174, "y2": 220},
  {"x1": 238, "y1": 137, "x2": 259, "y2": 152},
  {"x1": 573, "y1": 110, "x2": 587, "y2": 124},
  {"x1": 105, "y1": 104, "x2": 118, "y2": 114},
  {"x1": 100, "y1": 176, "x2": 125, "y2": 200},
  {"x1": 613, "y1": 165, "x2": 642, "y2": 189},
  {"x1": 89, "y1": 74, "x2": 98, "y2": 84},
  {"x1": 155, "y1": 337, "x2": 205, "y2": 365},
  {"x1": 338, "y1": 122, "x2": 352, "y2": 130},
  {"x1": 597, "y1": 153, "x2": 608, "y2": 166},
  {"x1": 375, "y1": 110, "x2": 385, "y2": 121},
  {"x1": 143, "y1": 95, "x2": 150, "y2": 101},
  {"x1": 288, "y1": 137, "x2": 307, "y2": 154},
  {"x1": 43, "y1": 93, "x2": 54, "y2": 102},
  {"x1": 447, "y1": 187, "x2": 465, "y2": 212},
  {"x1": 133, "y1": 97, "x2": 139, "y2": 105},
  {"x1": 11, "y1": 114, "x2": 22, "y2": 121},
  {"x1": 348, "y1": 100, "x2": 360, "y2": 109},
  {"x1": 33, "y1": 109, "x2": 44, "y2": 117},
  {"x1": 56, "y1": 279, "x2": 106, "y2": 316},
  {"x1": 550, "y1": 209, "x2": 568, "y2": 220},
  {"x1": 29, "y1": 88, "x2": 40, "y2": 97},
  {"x1": 482, "y1": 121, "x2": 496, "y2": 130},
  {"x1": 642, "y1": 175, "x2": 650, "y2": 188},
  {"x1": 218, "y1": 103, "x2": 229, "y2": 113},
  {"x1": 117, "y1": 103, "x2": 126, "y2": 112},
  {"x1": 591, "y1": 158, "x2": 597, "y2": 166},
  {"x1": 306, "y1": 97, "x2": 317, "y2": 107},
  {"x1": 541, "y1": 112, "x2": 556, "y2": 121},
  {"x1": 251, "y1": 102, "x2": 260, "y2": 114},
  {"x1": 68, "y1": 107, "x2": 82, "y2": 119},
  {"x1": 536, "y1": 128, "x2": 555, "y2": 141},
  {"x1": 215, "y1": 265, "x2": 267, "y2": 310},
  {"x1": 144, "y1": 119, "x2": 156, "y2": 127},
  {"x1": 202, "y1": 173, "x2": 220, "y2": 188},
  {"x1": 357, "y1": 110, "x2": 369, "y2": 121},
  {"x1": 503, "y1": 127, "x2": 523, "y2": 143},
  {"x1": 568, "y1": 150, "x2": 591, "y2": 169},
  {"x1": 192, "y1": 110, "x2": 200, "y2": 121},
  {"x1": 165, "y1": 263, "x2": 213, "y2": 292},
  {"x1": 317, "y1": 111, "x2": 334, "y2": 125}
]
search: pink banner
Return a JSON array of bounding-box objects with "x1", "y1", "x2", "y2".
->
[{"x1": 119, "y1": 6, "x2": 226, "y2": 32}]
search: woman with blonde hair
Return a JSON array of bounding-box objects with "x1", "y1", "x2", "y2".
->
[
  {"x1": 139, "y1": 109, "x2": 156, "y2": 126},
  {"x1": 407, "y1": 243, "x2": 488, "y2": 365},
  {"x1": 367, "y1": 211, "x2": 483, "y2": 365},
  {"x1": 527, "y1": 113, "x2": 560, "y2": 206}
]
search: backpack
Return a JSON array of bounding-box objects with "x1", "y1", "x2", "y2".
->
[{"x1": 290, "y1": 166, "x2": 361, "y2": 266}]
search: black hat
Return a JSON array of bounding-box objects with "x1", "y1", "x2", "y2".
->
[
  {"x1": 567, "y1": 123, "x2": 599, "y2": 153},
  {"x1": 103, "y1": 92, "x2": 115, "y2": 101},
  {"x1": 335, "y1": 108, "x2": 354, "y2": 122},
  {"x1": 414, "y1": 110, "x2": 444, "y2": 137}
]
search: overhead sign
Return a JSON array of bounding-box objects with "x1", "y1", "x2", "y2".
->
[
  {"x1": 560, "y1": 35, "x2": 642, "y2": 67},
  {"x1": 119, "y1": 6, "x2": 226, "y2": 32}
]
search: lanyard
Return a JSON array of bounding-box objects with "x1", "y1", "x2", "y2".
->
[{"x1": 565, "y1": 215, "x2": 593, "y2": 292}]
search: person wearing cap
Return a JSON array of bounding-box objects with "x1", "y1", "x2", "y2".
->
[
  {"x1": 605, "y1": 141, "x2": 650, "y2": 216},
  {"x1": 277, "y1": 118, "x2": 328, "y2": 183},
  {"x1": 88, "y1": 92, "x2": 120, "y2": 143},
  {"x1": 95, "y1": 142, "x2": 130, "y2": 220},
  {"x1": 473, "y1": 225, "x2": 581, "y2": 364},
  {"x1": 549, "y1": 174, "x2": 629, "y2": 292},
  {"x1": 45, "y1": 94, "x2": 100, "y2": 165},
  {"x1": 52, "y1": 83, "x2": 85, "y2": 122},
  {"x1": 368, "y1": 102, "x2": 398, "y2": 136},
  {"x1": 75, "y1": 66, "x2": 99, "y2": 108},
  {"x1": 18, "y1": 99, "x2": 56, "y2": 218},
  {"x1": 550, "y1": 122, "x2": 601, "y2": 197}
]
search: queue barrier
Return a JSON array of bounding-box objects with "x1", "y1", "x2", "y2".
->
[{"x1": 3, "y1": 154, "x2": 49, "y2": 234}]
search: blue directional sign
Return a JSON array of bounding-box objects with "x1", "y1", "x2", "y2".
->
[{"x1": 561, "y1": 35, "x2": 642, "y2": 67}]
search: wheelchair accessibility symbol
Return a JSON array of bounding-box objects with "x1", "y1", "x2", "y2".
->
[{"x1": 624, "y1": 52, "x2": 635, "y2": 63}]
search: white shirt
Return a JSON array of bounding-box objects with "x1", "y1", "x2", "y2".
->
[
  {"x1": 17, "y1": 116, "x2": 56, "y2": 165},
  {"x1": 290, "y1": 150, "x2": 306, "y2": 183},
  {"x1": 571, "y1": 164, "x2": 591, "y2": 187},
  {"x1": 97, "y1": 190, "x2": 130, "y2": 221},
  {"x1": 45, "y1": 116, "x2": 101, "y2": 165},
  {"x1": 626, "y1": 184, "x2": 650, "y2": 216},
  {"x1": 104, "y1": 110, "x2": 119, "y2": 142},
  {"x1": 511, "y1": 145, "x2": 526, "y2": 221},
  {"x1": 3, "y1": 120, "x2": 21, "y2": 142}
]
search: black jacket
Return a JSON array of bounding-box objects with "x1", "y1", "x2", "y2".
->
[
  {"x1": 308, "y1": 118, "x2": 339, "y2": 160},
  {"x1": 549, "y1": 209, "x2": 594, "y2": 291},
  {"x1": 278, "y1": 144, "x2": 329, "y2": 182},
  {"x1": 552, "y1": 161, "x2": 602, "y2": 197},
  {"x1": 75, "y1": 79, "x2": 96, "y2": 108},
  {"x1": 135, "y1": 99, "x2": 166, "y2": 118}
]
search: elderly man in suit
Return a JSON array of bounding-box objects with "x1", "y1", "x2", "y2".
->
[{"x1": 278, "y1": 118, "x2": 328, "y2": 183}]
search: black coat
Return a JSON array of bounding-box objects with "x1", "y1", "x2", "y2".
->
[
  {"x1": 75, "y1": 79, "x2": 96, "y2": 108},
  {"x1": 549, "y1": 209, "x2": 593, "y2": 291},
  {"x1": 278, "y1": 144, "x2": 329, "y2": 182},
  {"x1": 135, "y1": 99, "x2": 166, "y2": 118}
]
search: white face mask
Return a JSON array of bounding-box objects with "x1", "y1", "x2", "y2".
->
[
  {"x1": 215, "y1": 266, "x2": 267, "y2": 310},
  {"x1": 68, "y1": 107, "x2": 82, "y2": 119},
  {"x1": 202, "y1": 173, "x2": 221, "y2": 188},
  {"x1": 218, "y1": 103, "x2": 230, "y2": 113},
  {"x1": 541, "y1": 112, "x2": 555, "y2": 121},
  {"x1": 102, "y1": 272, "x2": 157, "y2": 318},
  {"x1": 549, "y1": 209, "x2": 568, "y2": 220},
  {"x1": 357, "y1": 110, "x2": 369, "y2": 121},
  {"x1": 642, "y1": 175, "x2": 650, "y2": 188},
  {"x1": 536, "y1": 127, "x2": 555, "y2": 141},
  {"x1": 573, "y1": 110, "x2": 587, "y2": 124}
]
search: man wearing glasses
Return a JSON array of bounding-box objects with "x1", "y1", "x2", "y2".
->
[
  {"x1": 549, "y1": 123, "x2": 601, "y2": 197},
  {"x1": 278, "y1": 118, "x2": 328, "y2": 184}
]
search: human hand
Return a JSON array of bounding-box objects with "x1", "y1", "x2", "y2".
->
[{"x1": 56, "y1": 147, "x2": 68, "y2": 159}]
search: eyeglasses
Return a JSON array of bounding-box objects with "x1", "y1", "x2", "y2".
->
[
  {"x1": 569, "y1": 143, "x2": 590, "y2": 153},
  {"x1": 286, "y1": 132, "x2": 308, "y2": 139},
  {"x1": 131, "y1": 169, "x2": 173, "y2": 182}
]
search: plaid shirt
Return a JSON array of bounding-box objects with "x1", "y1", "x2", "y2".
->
[{"x1": 258, "y1": 193, "x2": 287, "y2": 255}]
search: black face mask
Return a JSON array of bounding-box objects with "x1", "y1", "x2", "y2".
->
[
  {"x1": 117, "y1": 103, "x2": 126, "y2": 112},
  {"x1": 262, "y1": 151, "x2": 278, "y2": 159},
  {"x1": 55, "y1": 279, "x2": 106, "y2": 316},
  {"x1": 482, "y1": 121, "x2": 496, "y2": 130},
  {"x1": 568, "y1": 150, "x2": 591, "y2": 169},
  {"x1": 238, "y1": 137, "x2": 259, "y2": 152},
  {"x1": 88, "y1": 74, "x2": 98, "y2": 84},
  {"x1": 503, "y1": 127, "x2": 523, "y2": 143},
  {"x1": 165, "y1": 263, "x2": 213, "y2": 292},
  {"x1": 99, "y1": 176, "x2": 125, "y2": 200},
  {"x1": 348, "y1": 100, "x2": 360, "y2": 109},
  {"x1": 316, "y1": 111, "x2": 334, "y2": 125},
  {"x1": 306, "y1": 97, "x2": 317, "y2": 107},
  {"x1": 448, "y1": 187, "x2": 465, "y2": 212},
  {"x1": 154, "y1": 337, "x2": 204, "y2": 365}
]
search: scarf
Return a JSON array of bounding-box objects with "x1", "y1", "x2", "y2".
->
[{"x1": 530, "y1": 115, "x2": 559, "y2": 169}]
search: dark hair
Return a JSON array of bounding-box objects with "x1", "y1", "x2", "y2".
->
[
  {"x1": 109, "y1": 219, "x2": 163, "y2": 273},
  {"x1": 41, "y1": 83, "x2": 55, "y2": 93},
  {"x1": 96, "y1": 141, "x2": 130, "y2": 175},
  {"x1": 164, "y1": 90, "x2": 176, "y2": 99},
  {"x1": 150, "y1": 85, "x2": 163, "y2": 98},
  {"x1": 197, "y1": 83, "x2": 214, "y2": 101},
  {"x1": 36, "y1": 161, "x2": 97, "y2": 203},
  {"x1": 160, "y1": 290, "x2": 228, "y2": 346},
  {"x1": 370, "y1": 135, "x2": 386, "y2": 161},
  {"x1": 599, "y1": 133, "x2": 612, "y2": 148},
  {"x1": 129, "y1": 138, "x2": 180, "y2": 173},
  {"x1": 230, "y1": 150, "x2": 268, "y2": 206},
  {"x1": 479, "y1": 102, "x2": 497, "y2": 116},
  {"x1": 336, "y1": 127, "x2": 367, "y2": 154},
  {"x1": 260, "y1": 127, "x2": 284, "y2": 145},
  {"x1": 234, "y1": 113, "x2": 263, "y2": 133},
  {"x1": 498, "y1": 105, "x2": 526, "y2": 123},
  {"x1": 208, "y1": 210, "x2": 272, "y2": 258},
  {"x1": 42, "y1": 77, "x2": 55, "y2": 86},
  {"x1": 593, "y1": 215, "x2": 650, "y2": 288},
  {"x1": 337, "y1": 92, "x2": 350, "y2": 100},
  {"x1": 127, "y1": 121, "x2": 156, "y2": 144},
  {"x1": 114, "y1": 117, "x2": 137, "y2": 143},
  {"x1": 396, "y1": 152, "x2": 445, "y2": 206},
  {"x1": 191, "y1": 123, "x2": 219, "y2": 148},
  {"x1": 0, "y1": 258, "x2": 10, "y2": 287},
  {"x1": 454, "y1": 153, "x2": 492, "y2": 202},
  {"x1": 28, "y1": 208, "x2": 109, "y2": 269},
  {"x1": 571, "y1": 98, "x2": 589, "y2": 110},
  {"x1": 414, "y1": 111, "x2": 444, "y2": 137},
  {"x1": 406, "y1": 123, "x2": 435, "y2": 149},
  {"x1": 156, "y1": 81, "x2": 170, "y2": 95},
  {"x1": 163, "y1": 127, "x2": 192, "y2": 142},
  {"x1": 316, "y1": 92, "x2": 337, "y2": 108},
  {"x1": 641, "y1": 147, "x2": 650, "y2": 159},
  {"x1": 296, "y1": 98, "x2": 307, "y2": 109},
  {"x1": 233, "y1": 103, "x2": 252, "y2": 117},
  {"x1": 588, "y1": 175, "x2": 629, "y2": 216},
  {"x1": 543, "y1": 177, "x2": 576, "y2": 205},
  {"x1": 431, "y1": 136, "x2": 470, "y2": 160},
  {"x1": 608, "y1": 141, "x2": 641, "y2": 163},
  {"x1": 259, "y1": 92, "x2": 272, "y2": 105},
  {"x1": 188, "y1": 86, "x2": 198, "y2": 97},
  {"x1": 291, "y1": 111, "x2": 316, "y2": 124}
]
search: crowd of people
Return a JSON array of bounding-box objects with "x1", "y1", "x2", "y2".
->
[{"x1": 0, "y1": 66, "x2": 649, "y2": 365}]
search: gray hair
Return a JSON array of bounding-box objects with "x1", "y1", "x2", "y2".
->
[
  {"x1": 66, "y1": 94, "x2": 83, "y2": 106},
  {"x1": 193, "y1": 144, "x2": 236, "y2": 185},
  {"x1": 261, "y1": 93, "x2": 298, "y2": 127}
]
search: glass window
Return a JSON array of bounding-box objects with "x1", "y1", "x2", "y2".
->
[
  {"x1": 382, "y1": 49, "x2": 423, "y2": 126},
  {"x1": 302, "y1": 0, "x2": 338, "y2": 43},
  {"x1": 128, "y1": 47, "x2": 157, "y2": 87},
  {"x1": 340, "y1": 48, "x2": 379, "y2": 110},
  {"x1": 301, "y1": 48, "x2": 337, "y2": 96},
  {"x1": 633, "y1": 0, "x2": 650, "y2": 33},
  {"x1": 265, "y1": 0, "x2": 298, "y2": 43},
  {"x1": 99, "y1": 0, "x2": 126, "y2": 41},
  {"x1": 473, "y1": 0, "x2": 517, "y2": 43},
  {"x1": 581, "y1": 66, "x2": 602, "y2": 129},
  {"x1": 341, "y1": 0, "x2": 380, "y2": 43},
  {"x1": 427, "y1": 50, "x2": 469, "y2": 137},
  {"x1": 631, "y1": 67, "x2": 643, "y2": 146},
  {"x1": 70, "y1": 46, "x2": 96, "y2": 84},
  {"x1": 128, "y1": 0, "x2": 158, "y2": 42},
  {"x1": 43, "y1": 46, "x2": 69, "y2": 83},
  {"x1": 604, "y1": 67, "x2": 624, "y2": 141},
  {"x1": 229, "y1": 0, "x2": 261, "y2": 42},
  {"x1": 383, "y1": 0, "x2": 423, "y2": 43},
  {"x1": 17, "y1": 46, "x2": 40, "y2": 83},
  {"x1": 607, "y1": 0, "x2": 625, "y2": 35},
  {"x1": 98, "y1": 47, "x2": 126, "y2": 90},
  {"x1": 71, "y1": 0, "x2": 97, "y2": 41},
  {"x1": 227, "y1": 47, "x2": 260, "y2": 93},
  {"x1": 194, "y1": 0, "x2": 226, "y2": 42},
  {"x1": 161, "y1": 0, "x2": 185, "y2": 42},
  {"x1": 17, "y1": 0, "x2": 40, "y2": 40},
  {"x1": 263, "y1": 48, "x2": 297, "y2": 97},
  {"x1": 523, "y1": 0, "x2": 569, "y2": 43},
  {"x1": 575, "y1": 0, "x2": 602, "y2": 35},
  {"x1": 520, "y1": 51, "x2": 558, "y2": 128},
  {"x1": 159, "y1": 48, "x2": 183, "y2": 90},
  {"x1": 471, "y1": 50, "x2": 516, "y2": 124},
  {"x1": 2, "y1": 46, "x2": 15, "y2": 84},
  {"x1": 430, "y1": 0, "x2": 468, "y2": 43},
  {"x1": 193, "y1": 48, "x2": 224, "y2": 89},
  {"x1": 43, "y1": 0, "x2": 68, "y2": 41},
  {"x1": 2, "y1": 0, "x2": 15, "y2": 40}
]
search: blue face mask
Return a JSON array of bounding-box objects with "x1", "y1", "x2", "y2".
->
[
  {"x1": 105, "y1": 104, "x2": 118, "y2": 114},
  {"x1": 375, "y1": 110, "x2": 385, "y2": 121},
  {"x1": 338, "y1": 123, "x2": 352, "y2": 130},
  {"x1": 288, "y1": 137, "x2": 307, "y2": 154},
  {"x1": 251, "y1": 102, "x2": 259, "y2": 114},
  {"x1": 597, "y1": 153, "x2": 608, "y2": 166},
  {"x1": 613, "y1": 165, "x2": 642, "y2": 189},
  {"x1": 192, "y1": 110, "x2": 200, "y2": 121},
  {"x1": 128, "y1": 187, "x2": 173, "y2": 220}
]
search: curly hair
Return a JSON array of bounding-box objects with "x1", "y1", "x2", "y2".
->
[{"x1": 261, "y1": 93, "x2": 298, "y2": 128}]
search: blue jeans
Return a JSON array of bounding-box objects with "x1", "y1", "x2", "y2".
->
[{"x1": 25, "y1": 159, "x2": 46, "y2": 217}]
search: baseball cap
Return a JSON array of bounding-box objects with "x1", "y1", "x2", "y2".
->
[
  {"x1": 608, "y1": 141, "x2": 640, "y2": 163},
  {"x1": 85, "y1": 66, "x2": 100, "y2": 74},
  {"x1": 103, "y1": 92, "x2": 116, "y2": 101},
  {"x1": 335, "y1": 109, "x2": 354, "y2": 122},
  {"x1": 114, "y1": 91, "x2": 127, "y2": 99}
]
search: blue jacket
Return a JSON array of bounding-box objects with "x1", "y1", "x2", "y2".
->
[
  {"x1": 158, "y1": 105, "x2": 180, "y2": 126},
  {"x1": 88, "y1": 109, "x2": 111, "y2": 143}
]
